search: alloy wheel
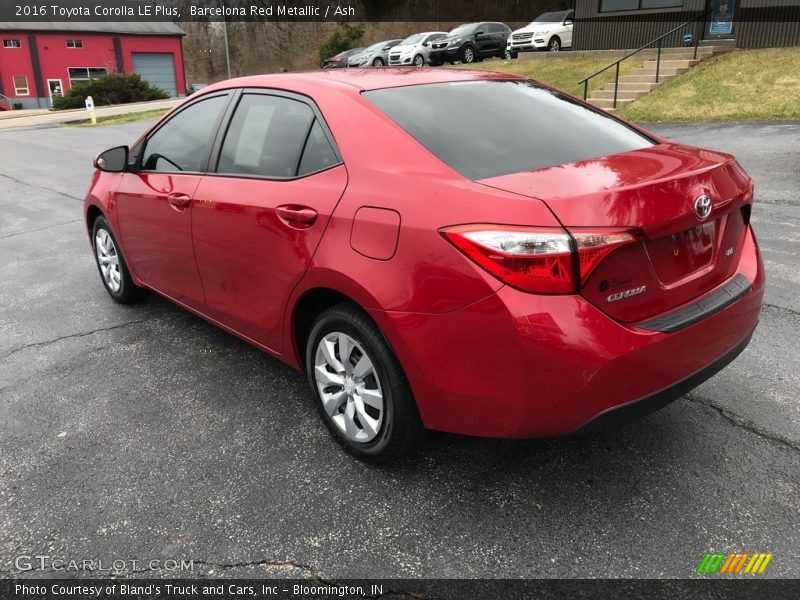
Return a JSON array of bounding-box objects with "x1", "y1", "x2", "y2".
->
[
  {"x1": 314, "y1": 332, "x2": 384, "y2": 443},
  {"x1": 463, "y1": 47, "x2": 475, "y2": 63},
  {"x1": 95, "y1": 229, "x2": 121, "y2": 293},
  {"x1": 414, "y1": 54, "x2": 425, "y2": 67},
  {"x1": 549, "y1": 38, "x2": 560, "y2": 52}
]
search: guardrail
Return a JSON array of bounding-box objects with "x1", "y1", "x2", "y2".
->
[{"x1": 578, "y1": 12, "x2": 707, "y2": 109}]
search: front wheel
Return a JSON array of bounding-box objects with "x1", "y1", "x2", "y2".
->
[
  {"x1": 372, "y1": 57, "x2": 384, "y2": 67},
  {"x1": 306, "y1": 304, "x2": 424, "y2": 462},
  {"x1": 504, "y1": 49, "x2": 518, "y2": 60},
  {"x1": 548, "y1": 36, "x2": 561, "y2": 52},
  {"x1": 461, "y1": 45, "x2": 476, "y2": 63},
  {"x1": 92, "y1": 216, "x2": 148, "y2": 304},
  {"x1": 413, "y1": 54, "x2": 425, "y2": 67}
]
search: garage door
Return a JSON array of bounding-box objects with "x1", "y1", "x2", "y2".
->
[{"x1": 132, "y1": 53, "x2": 177, "y2": 97}]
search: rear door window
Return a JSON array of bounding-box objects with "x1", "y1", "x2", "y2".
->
[
  {"x1": 364, "y1": 80, "x2": 654, "y2": 180},
  {"x1": 218, "y1": 93, "x2": 314, "y2": 178}
]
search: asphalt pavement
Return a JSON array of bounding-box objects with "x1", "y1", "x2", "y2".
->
[{"x1": 0, "y1": 119, "x2": 798, "y2": 580}]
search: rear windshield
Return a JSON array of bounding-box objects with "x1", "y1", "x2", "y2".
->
[{"x1": 364, "y1": 80, "x2": 654, "y2": 180}]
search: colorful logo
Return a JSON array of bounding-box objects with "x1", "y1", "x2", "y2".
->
[{"x1": 696, "y1": 552, "x2": 773, "y2": 574}]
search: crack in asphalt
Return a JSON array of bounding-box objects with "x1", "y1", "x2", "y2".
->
[
  {"x1": 763, "y1": 302, "x2": 800, "y2": 318},
  {"x1": 0, "y1": 316, "x2": 161, "y2": 361},
  {"x1": 0, "y1": 171, "x2": 82, "y2": 201},
  {"x1": 0, "y1": 218, "x2": 83, "y2": 241},
  {"x1": 686, "y1": 392, "x2": 800, "y2": 452}
]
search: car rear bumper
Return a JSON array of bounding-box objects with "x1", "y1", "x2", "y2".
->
[{"x1": 369, "y1": 226, "x2": 765, "y2": 438}]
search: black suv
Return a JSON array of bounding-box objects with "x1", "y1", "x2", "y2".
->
[{"x1": 428, "y1": 22, "x2": 512, "y2": 65}]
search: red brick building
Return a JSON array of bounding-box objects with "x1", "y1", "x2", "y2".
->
[{"x1": 0, "y1": 22, "x2": 186, "y2": 110}]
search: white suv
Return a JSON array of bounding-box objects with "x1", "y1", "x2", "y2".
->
[
  {"x1": 388, "y1": 31, "x2": 448, "y2": 67},
  {"x1": 506, "y1": 10, "x2": 574, "y2": 56}
]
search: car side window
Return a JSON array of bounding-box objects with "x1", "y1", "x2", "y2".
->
[
  {"x1": 141, "y1": 95, "x2": 228, "y2": 172},
  {"x1": 217, "y1": 93, "x2": 315, "y2": 178},
  {"x1": 298, "y1": 119, "x2": 338, "y2": 176}
]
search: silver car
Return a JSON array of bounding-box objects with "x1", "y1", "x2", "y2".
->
[
  {"x1": 348, "y1": 39, "x2": 403, "y2": 67},
  {"x1": 388, "y1": 31, "x2": 448, "y2": 66}
]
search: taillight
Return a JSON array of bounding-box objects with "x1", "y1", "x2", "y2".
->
[
  {"x1": 571, "y1": 229, "x2": 640, "y2": 283},
  {"x1": 441, "y1": 224, "x2": 639, "y2": 295}
]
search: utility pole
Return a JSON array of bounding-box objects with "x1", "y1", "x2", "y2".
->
[{"x1": 219, "y1": 0, "x2": 232, "y2": 79}]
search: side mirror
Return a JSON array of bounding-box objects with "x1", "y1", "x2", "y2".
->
[
  {"x1": 475, "y1": 31, "x2": 484, "y2": 37},
  {"x1": 94, "y1": 145, "x2": 129, "y2": 173},
  {"x1": 565, "y1": 18, "x2": 574, "y2": 26},
  {"x1": 422, "y1": 41, "x2": 429, "y2": 47}
]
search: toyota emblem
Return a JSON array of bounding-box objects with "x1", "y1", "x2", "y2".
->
[{"x1": 694, "y1": 194, "x2": 712, "y2": 221}]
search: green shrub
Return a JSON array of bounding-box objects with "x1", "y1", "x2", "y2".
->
[
  {"x1": 52, "y1": 73, "x2": 169, "y2": 110},
  {"x1": 318, "y1": 23, "x2": 365, "y2": 65}
]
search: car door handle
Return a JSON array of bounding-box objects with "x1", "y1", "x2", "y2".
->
[
  {"x1": 276, "y1": 205, "x2": 318, "y2": 228},
  {"x1": 166, "y1": 193, "x2": 192, "y2": 210}
]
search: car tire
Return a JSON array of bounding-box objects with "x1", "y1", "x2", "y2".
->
[
  {"x1": 461, "y1": 45, "x2": 476, "y2": 63},
  {"x1": 92, "y1": 216, "x2": 148, "y2": 304},
  {"x1": 504, "y1": 49, "x2": 518, "y2": 60},
  {"x1": 413, "y1": 54, "x2": 425, "y2": 67},
  {"x1": 372, "y1": 57, "x2": 384, "y2": 67},
  {"x1": 306, "y1": 304, "x2": 425, "y2": 463},
  {"x1": 548, "y1": 36, "x2": 561, "y2": 52}
]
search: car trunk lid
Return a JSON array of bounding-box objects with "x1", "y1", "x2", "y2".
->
[{"x1": 478, "y1": 143, "x2": 753, "y2": 322}]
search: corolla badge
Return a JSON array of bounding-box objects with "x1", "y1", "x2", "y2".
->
[
  {"x1": 694, "y1": 194, "x2": 713, "y2": 221},
  {"x1": 607, "y1": 285, "x2": 647, "y2": 303}
]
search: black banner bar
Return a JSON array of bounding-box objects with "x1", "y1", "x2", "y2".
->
[
  {"x1": 2, "y1": 579, "x2": 800, "y2": 600},
  {"x1": 2, "y1": 1, "x2": 800, "y2": 23}
]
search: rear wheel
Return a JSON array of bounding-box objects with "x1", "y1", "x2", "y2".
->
[
  {"x1": 92, "y1": 216, "x2": 148, "y2": 304},
  {"x1": 306, "y1": 304, "x2": 424, "y2": 462},
  {"x1": 461, "y1": 45, "x2": 476, "y2": 63},
  {"x1": 413, "y1": 54, "x2": 425, "y2": 67}
]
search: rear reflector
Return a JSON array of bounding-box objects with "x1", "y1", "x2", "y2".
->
[{"x1": 441, "y1": 224, "x2": 639, "y2": 294}]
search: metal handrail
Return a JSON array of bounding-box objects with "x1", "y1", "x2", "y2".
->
[{"x1": 578, "y1": 11, "x2": 707, "y2": 108}]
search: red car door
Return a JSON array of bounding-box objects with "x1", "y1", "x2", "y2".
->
[
  {"x1": 191, "y1": 91, "x2": 347, "y2": 352},
  {"x1": 115, "y1": 93, "x2": 231, "y2": 309}
]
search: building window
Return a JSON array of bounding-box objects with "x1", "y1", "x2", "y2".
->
[
  {"x1": 3, "y1": 39, "x2": 22, "y2": 48},
  {"x1": 13, "y1": 76, "x2": 29, "y2": 96},
  {"x1": 599, "y1": 0, "x2": 683, "y2": 11},
  {"x1": 68, "y1": 67, "x2": 108, "y2": 86},
  {"x1": 66, "y1": 39, "x2": 83, "y2": 48}
]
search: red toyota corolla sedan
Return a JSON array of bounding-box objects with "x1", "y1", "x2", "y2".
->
[{"x1": 84, "y1": 69, "x2": 764, "y2": 461}]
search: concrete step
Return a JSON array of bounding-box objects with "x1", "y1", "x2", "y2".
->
[
  {"x1": 642, "y1": 59, "x2": 699, "y2": 68},
  {"x1": 604, "y1": 82, "x2": 660, "y2": 92},
  {"x1": 590, "y1": 97, "x2": 635, "y2": 109},
  {"x1": 630, "y1": 67, "x2": 689, "y2": 77},
  {"x1": 621, "y1": 74, "x2": 662, "y2": 83},
  {"x1": 590, "y1": 89, "x2": 650, "y2": 100}
]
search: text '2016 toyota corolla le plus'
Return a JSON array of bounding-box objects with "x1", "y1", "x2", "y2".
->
[{"x1": 85, "y1": 69, "x2": 764, "y2": 462}]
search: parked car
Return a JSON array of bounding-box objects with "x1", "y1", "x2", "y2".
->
[
  {"x1": 388, "y1": 31, "x2": 448, "y2": 66},
  {"x1": 321, "y1": 47, "x2": 364, "y2": 69},
  {"x1": 428, "y1": 22, "x2": 511, "y2": 65},
  {"x1": 348, "y1": 39, "x2": 403, "y2": 67},
  {"x1": 506, "y1": 10, "x2": 574, "y2": 57},
  {"x1": 85, "y1": 69, "x2": 763, "y2": 462},
  {"x1": 0, "y1": 94, "x2": 11, "y2": 111}
]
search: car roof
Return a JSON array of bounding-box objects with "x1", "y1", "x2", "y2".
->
[{"x1": 200, "y1": 68, "x2": 525, "y2": 95}]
